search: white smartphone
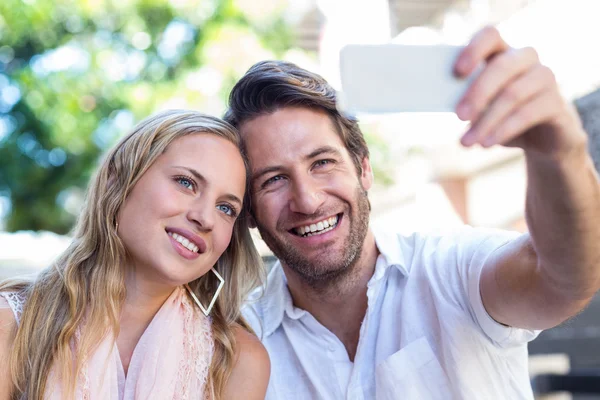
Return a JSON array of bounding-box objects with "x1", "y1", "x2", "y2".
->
[{"x1": 338, "y1": 44, "x2": 475, "y2": 114}]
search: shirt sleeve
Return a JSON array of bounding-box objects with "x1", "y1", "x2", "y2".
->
[{"x1": 453, "y1": 227, "x2": 541, "y2": 348}]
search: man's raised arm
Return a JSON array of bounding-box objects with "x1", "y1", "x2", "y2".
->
[{"x1": 454, "y1": 26, "x2": 600, "y2": 330}]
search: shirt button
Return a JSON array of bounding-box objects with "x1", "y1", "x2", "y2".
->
[{"x1": 328, "y1": 345, "x2": 335, "y2": 352}]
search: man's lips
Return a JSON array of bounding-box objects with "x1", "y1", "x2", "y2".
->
[
  {"x1": 165, "y1": 227, "x2": 207, "y2": 254},
  {"x1": 288, "y1": 213, "x2": 342, "y2": 237}
]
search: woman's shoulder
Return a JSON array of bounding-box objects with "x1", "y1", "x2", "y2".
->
[
  {"x1": 0, "y1": 300, "x2": 17, "y2": 358},
  {"x1": 0, "y1": 291, "x2": 27, "y2": 325},
  {"x1": 224, "y1": 324, "x2": 270, "y2": 399},
  {"x1": 0, "y1": 294, "x2": 18, "y2": 351},
  {"x1": 0, "y1": 302, "x2": 17, "y2": 399},
  {"x1": 0, "y1": 301, "x2": 17, "y2": 337},
  {"x1": 233, "y1": 324, "x2": 269, "y2": 365}
]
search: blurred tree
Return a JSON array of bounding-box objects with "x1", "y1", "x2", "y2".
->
[{"x1": 0, "y1": 0, "x2": 295, "y2": 233}]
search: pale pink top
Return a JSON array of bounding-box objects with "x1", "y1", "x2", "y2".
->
[{"x1": 0, "y1": 286, "x2": 214, "y2": 399}]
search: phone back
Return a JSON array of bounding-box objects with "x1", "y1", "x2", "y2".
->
[{"x1": 339, "y1": 44, "x2": 473, "y2": 114}]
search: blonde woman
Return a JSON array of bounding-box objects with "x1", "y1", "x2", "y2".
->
[{"x1": 0, "y1": 110, "x2": 270, "y2": 399}]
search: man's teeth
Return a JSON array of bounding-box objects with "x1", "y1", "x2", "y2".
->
[
  {"x1": 168, "y1": 232, "x2": 199, "y2": 253},
  {"x1": 295, "y1": 216, "x2": 339, "y2": 237}
]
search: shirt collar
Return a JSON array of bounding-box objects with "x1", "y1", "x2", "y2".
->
[
  {"x1": 256, "y1": 227, "x2": 410, "y2": 337},
  {"x1": 372, "y1": 227, "x2": 410, "y2": 277}
]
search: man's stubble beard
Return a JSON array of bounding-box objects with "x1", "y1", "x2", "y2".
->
[{"x1": 255, "y1": 184, "x2": 371, "y2": 290}]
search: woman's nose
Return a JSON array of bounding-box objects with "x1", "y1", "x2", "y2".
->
[{"x1": 186, "y1": 200, "x2": 215, "y2": 232}]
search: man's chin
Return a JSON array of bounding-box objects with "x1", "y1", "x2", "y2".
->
[
  {"x1": 282, "y1": 254, "x2": 356, "y2": 286},
  {"x1": 259, "y1": 228, "x2": 361, "y2": 285}
]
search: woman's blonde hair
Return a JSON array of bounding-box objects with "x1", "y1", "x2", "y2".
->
[{"x1": 0, "y1": 109, "x2": 264, "y2": 399}]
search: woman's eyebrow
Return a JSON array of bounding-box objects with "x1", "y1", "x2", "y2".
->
[
  {"x1": 173, "y1": 165, "x2": 207, "y2": 185},
  {"x1": 172, "y1": 165, "x2": 242, "y2": 205}
]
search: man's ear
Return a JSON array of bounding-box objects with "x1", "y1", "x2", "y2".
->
[{"x1": 360, "y1": 157, "x2": 374, "y2": 191}]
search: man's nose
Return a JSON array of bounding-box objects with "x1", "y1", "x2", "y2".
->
[{"x1": 289, "y1": 177, "x2": 325, "y2": 215}]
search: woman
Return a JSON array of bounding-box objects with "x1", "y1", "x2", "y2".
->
[{"x1": 0, "y1": 110, "x2": 270, "y2": 399}]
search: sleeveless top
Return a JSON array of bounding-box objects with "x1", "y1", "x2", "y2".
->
[{"x1": 0, "y1": 287, "x2": 214, "y2": 399}]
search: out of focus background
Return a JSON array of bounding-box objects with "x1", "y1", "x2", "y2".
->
[{"x1": 1, "y1": 0, "x2": 599, "y2": 398}]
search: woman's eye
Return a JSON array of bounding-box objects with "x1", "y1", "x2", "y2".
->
[
  {"x1": 175, "y1": 176, "x2": 195, "y2": 190},
  {"x1": 217, "y1": 204, "x2": 237, "y2": 217}
]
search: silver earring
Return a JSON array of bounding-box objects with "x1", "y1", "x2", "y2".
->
[{"x1": 185, "y1": 268, "x2": 224, "y2": 316}]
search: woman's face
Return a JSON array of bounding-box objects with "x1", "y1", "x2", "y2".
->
[{"x1": 117, "y1": 133, "x2": 246, "y2": 287}]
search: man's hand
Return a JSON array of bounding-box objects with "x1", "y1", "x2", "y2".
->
[
  {"x1": 456, "y1": 26, "x2": 600, "y2": 330},
  {"x1": 454, "y1": 26, "x2": 587, "y2": 160}
]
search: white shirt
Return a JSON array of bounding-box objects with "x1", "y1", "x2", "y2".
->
[{"x1": 244, "y1": 226, "x2": 540, "y2": 400}]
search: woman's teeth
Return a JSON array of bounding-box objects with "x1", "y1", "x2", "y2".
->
[
  {"x1": 295, "y1": 215, "x2": 339, "y2": 237},
  {"x1": 168, "y1": 232, "x2": 199, "y2": 253}
]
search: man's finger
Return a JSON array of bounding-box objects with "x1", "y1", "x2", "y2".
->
[
  {"x1": 455, "y1": 26, "x2": 510, "y2": 77},
  {"x1": 461, "y1": 63, "x2": 552, "y2": 146},
  {"x1": 481, "y1": 91, "x2": 558, "y2": 148},
  {"x1": 457, "y1": 47, "x2": 540, "y2": 122}
]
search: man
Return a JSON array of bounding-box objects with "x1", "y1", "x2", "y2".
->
[{"x1": 225, "y1": 26, "x2": 600, "y2": 399}]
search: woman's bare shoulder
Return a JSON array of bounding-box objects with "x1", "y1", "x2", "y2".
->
[
  {"x1": 0, "y1": 306, "x2": 17, "y2": 399},
  {"x1": 0, "y1": 304, "x2": 17, "y2": 345},
  {"x1": 223, "y1": 324, "x2": 271, "y2": 399}
]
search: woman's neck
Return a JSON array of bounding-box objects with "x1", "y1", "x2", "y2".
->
[
  {"x1": 118, "y1": 269, "x2": 178, "y2": 374},
  {"x1": 122, "y1": 266, "x2": 178, "y2": 319}
]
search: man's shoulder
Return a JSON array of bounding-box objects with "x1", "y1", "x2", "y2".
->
[
  {"x1": 373, "y1": 225, "x2": 520, "y2": 274},
  {"x1": 374, "y1": 224, "x2": 510, "y2": 245},
  {"x1": 372, "y1": 227, "x2": 455, "y2": 269}
]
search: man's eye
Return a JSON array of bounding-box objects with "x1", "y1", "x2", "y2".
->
[
  {"x1": 314, "y1": 159, "x2": 334, "y2": 168},
  {"x1": 263, "y1": 175, "x2": 284, "y2": 188},
  {"x1": 217, "y1": 204, "x2": 237, "y2": 217},
  {"x1": 175, "y1": 176, "x2": 195, "y2": 190}
]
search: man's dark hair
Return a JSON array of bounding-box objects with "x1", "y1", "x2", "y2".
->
[{"x1": 224, "y1": 60, "x2": 370, "y2": 174}]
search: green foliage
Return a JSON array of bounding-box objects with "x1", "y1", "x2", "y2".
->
[
  {"x1": 359, "y1": 125, "x2": 395, "y2": 186},
  {"x1": 0, "y1": 0, "x2": 294, "y2": 233}
]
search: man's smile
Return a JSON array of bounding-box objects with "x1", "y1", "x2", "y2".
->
[{"x1": 289, "y1": 213, "x2": 342, "y2": 237}]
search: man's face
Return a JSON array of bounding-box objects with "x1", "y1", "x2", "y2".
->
[{"x1": 240, "y1": 107, "x2": 373, "y2": 286}]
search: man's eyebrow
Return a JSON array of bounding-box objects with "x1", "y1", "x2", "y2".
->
[
  {"x1": 305, "y1": 146, "x2": 342, "y2": 160},
  {"x1": 173, "y1": 166, "x2": 242, "y2": 205}
]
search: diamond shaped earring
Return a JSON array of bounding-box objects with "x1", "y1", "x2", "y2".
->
[{"x1": 185, "y1": 268, "x2": 225, "y2": 316}]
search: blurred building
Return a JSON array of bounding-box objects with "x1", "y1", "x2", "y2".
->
[
  {"x1": 577, "y1": 88, "x2": 600, "y2": 172},
  {"x1": 286, "y1": 0, "x2": 600, "y2": 237}
]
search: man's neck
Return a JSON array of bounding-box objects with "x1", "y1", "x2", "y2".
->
[{"x1": 283, "y1": 230, "x2": 379, "y2": 361}]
